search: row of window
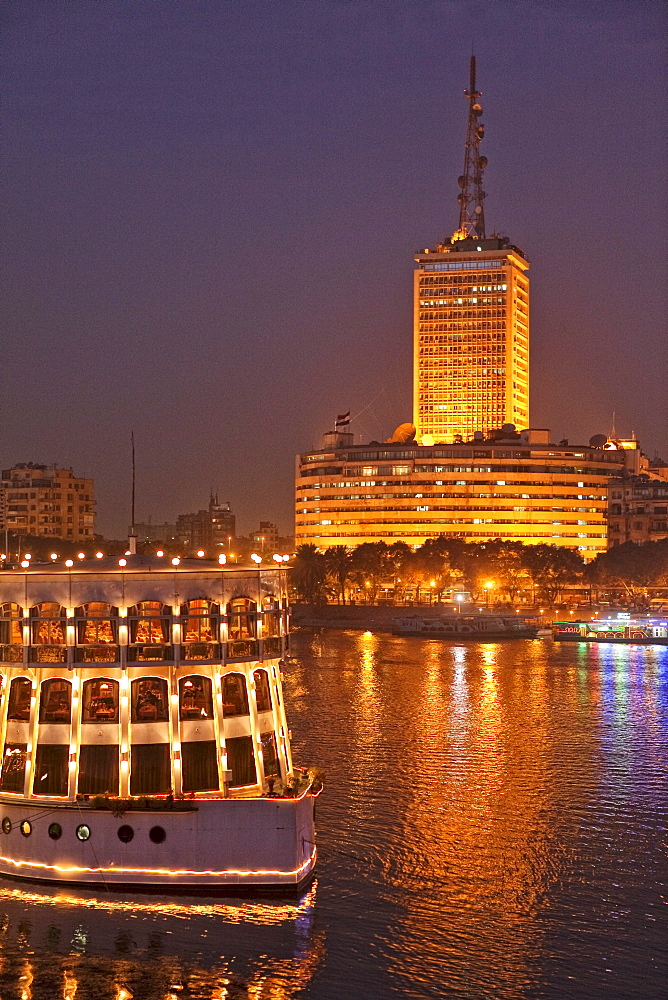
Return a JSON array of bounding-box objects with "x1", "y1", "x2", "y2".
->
[
  {"x1": 1, "y1": 733, "x2": 275, "y2": 795},
  {"x1": 0, "y1": 597, "x2": 284, "y2": 646},
  {"x1": 4, "y1": 670, "x2": 274, "y2": 725}
]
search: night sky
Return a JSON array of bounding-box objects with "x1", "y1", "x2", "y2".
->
[{"x1": 2, "y1": 1, "x2": 666, "y2": 539}]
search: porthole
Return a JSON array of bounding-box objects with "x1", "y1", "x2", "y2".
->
[
  {"x1": 20, "y1": 820, "x2": 32, "y2": 837},
  {"x1": 75, "y1": 824, "x2": 91, "y2": 842},
  {"x1": 149, "y1": 825, "x2": 166, "y2": 844},
  {"x1": 117, "y1": 824, "x2": 134, "y2": 843},
  {"x1": 48, "y1": 823, "x2": 62, "y2": 840},
  {"x1": 1, "y1": 817, "x2": 11, "y2": 835}
]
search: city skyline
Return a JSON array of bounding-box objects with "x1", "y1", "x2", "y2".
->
[{"x1": 1, "y1": 2, "x2": 666, "y2": 537}]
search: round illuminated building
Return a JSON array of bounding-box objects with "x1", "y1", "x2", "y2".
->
[{"x1": 0, "y1": 555, "x2": 319, "y2": 893}]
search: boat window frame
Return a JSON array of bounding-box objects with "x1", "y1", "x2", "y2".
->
[
  {"x1": 178, "y1": 674, "x2": 214, "y2": 721},
  {"x1": 7, "y1": 676, "x2": 32, "y2": 722},
  {"x1": 128, "y1": 601, "x2": 171, "y2": 645},
  {"x1": 131, "y1": 676, "x2": 170, "y2": 723},
  {"x1": 81, "y1": 677, "x2": 120, "y2": 724},
  {"x1": 227, "y1": 597, "x2": 257, "y2": 640},
  {"x1": 38, "y1": 677, "x2": 72, "y2": 725},
  {"x1": 222, "y1": 671, "x2": 250, "y2": 718},
  {"x1": 30, "y1": 602, "x2": 67, "y2": 646},
  {"x1": 74, "y1": 602, "x2": 119, "y2": 645}
]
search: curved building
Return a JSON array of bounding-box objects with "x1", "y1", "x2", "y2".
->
[{"x1": 295, "y1": 427, "x2": 645, "y2": 559}]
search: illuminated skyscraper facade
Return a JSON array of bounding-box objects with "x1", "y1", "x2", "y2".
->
[{"x1": 413, "y1": 59, "x2": 530, "y2": 444}]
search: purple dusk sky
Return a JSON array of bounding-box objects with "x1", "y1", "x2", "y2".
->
[{"x1": 1, "y1": 1, "x2": 666, "y2": 539}]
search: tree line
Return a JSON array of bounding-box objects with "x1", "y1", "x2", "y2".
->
[{"x1": 291, "y1": 538, "x2": 668, "y2": 608}]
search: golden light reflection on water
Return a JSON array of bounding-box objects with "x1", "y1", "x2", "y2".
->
[
  {"x1": 0, "y1": 881, "x2": 324, "y2": 999},
  {"x1": 0, "y1": 881, "x2": 317, "y2": 925},
  {"x1": 384, "y1": 640, "x2": 588, "y2": 994},
  {"x1": 353, "y1": 630, "x2": 382, "y2": 739}
]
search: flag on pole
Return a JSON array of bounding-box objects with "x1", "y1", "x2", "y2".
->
[{"x1": 335, "y1": 411, "x2": 351, "y2": 427}]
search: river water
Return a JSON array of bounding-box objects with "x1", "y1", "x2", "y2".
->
[{"x1": 0, "y1": 631, "x2": 665, "y2": 999}]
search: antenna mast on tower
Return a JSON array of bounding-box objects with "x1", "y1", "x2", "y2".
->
[{"x1": 454, "y1": 56, "x2": 487, "y2": 240}]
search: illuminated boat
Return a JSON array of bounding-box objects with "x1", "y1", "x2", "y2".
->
[
  {"x1": 553, "y1": 617, "x2": 668, "y2": 645},
  {"x1": 393, "y1": 612, "x2": 539, "y2": 639},
  {"x1": 0, "y1": 555, "x2": 319, "y2": 893}
]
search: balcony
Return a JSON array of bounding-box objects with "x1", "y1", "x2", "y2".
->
[
  {"x1": 75, "y1": 645, "x2": 120, "y2": 663},
  {"x1": 226, "y1": 639, "x2": 259, "y2": 661},
  {"x1": 0, "y1": 644, "x2": 23, "y2": 663},
  {"x1": 183, "y1": 641, "x2": 220, "y2": 660},
  {"x1": 127, "y1": 644, "x2": 174, "y2": 662},
  {"x1": 29, "y1": 645, "x2": 67, "y2": 663}
]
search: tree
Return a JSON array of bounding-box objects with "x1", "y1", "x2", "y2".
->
[
  {"x1": 349, "y1": 542, "x2": 389, "y2": 603},
  {"x1": 292, "y1": 544, "x2": 327, "y2": 606},
  {"x1": 521, "y1": 544, "x2": 584, "y2": 603},
  {"x1": 325, "y1": 546, "x2": 352, "y2": 604},
  {"x1": 409, "y1": 542, "x2": 453, "y2": 602},
  {"x1": 586, "y1": 539, "x2": 668, "y2": 605}
]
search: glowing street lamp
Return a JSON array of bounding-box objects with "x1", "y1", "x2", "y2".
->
[{"x1": 484, "y1": 580, "x2": 494, "y2": 608}]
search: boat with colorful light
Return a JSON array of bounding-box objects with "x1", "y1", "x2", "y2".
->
[
  {"x1": 553, "y1": 616, "x2": 668, "y2": 645},
  {"x1": 0, "y1": 554, "x2": 319, "y2": 893}
]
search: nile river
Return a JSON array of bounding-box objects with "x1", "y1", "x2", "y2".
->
[{"x1": 0, "y1": 631, "x2": 665, "y2": 999}]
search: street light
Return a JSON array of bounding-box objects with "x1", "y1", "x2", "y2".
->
[{"x1": 484, "y1": 580, "x2": 494, "y2": 609}]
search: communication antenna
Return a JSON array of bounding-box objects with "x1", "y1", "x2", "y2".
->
[
  {"x1": 128, "y1": 432, "x2": 137, "y2": 554},
  {"x1": 454, "y1": 55, "x2": 487, "y2": 240}
]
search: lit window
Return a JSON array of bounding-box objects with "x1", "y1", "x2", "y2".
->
[
  {"x1": 178, "y1": 676, "x2": 214, "y2": 720},
  {"x1": 227, "y1": 598, "x2": 256, "y2": 640},
  {"x1": 254, "y1": 669, "x2": 272, "y2": 713},
  {"x1": 7, "y1": 677, "x2": 32, "y2": 722},
  {"x1": 82, "y1": 679, "x2": 119, "y2": 723},
  {"x1": 222, "y1": 674, "x2": 250, "y2": 718},
  {"x1": 131, "y1": 677, "x2": 169, "y2": 723}
]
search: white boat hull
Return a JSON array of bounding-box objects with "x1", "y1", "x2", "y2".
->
[{"x1": 0, "y1": 792, "x2": 317, "y2": 893}]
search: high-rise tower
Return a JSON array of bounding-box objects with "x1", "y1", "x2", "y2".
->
[{"x1": 413, "y1": 58, "x2": 529, "y2": 444}]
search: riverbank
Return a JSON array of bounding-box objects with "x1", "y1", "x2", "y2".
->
[{"x1": 291, "y1": 603, "x2": 459, "y2": 633}]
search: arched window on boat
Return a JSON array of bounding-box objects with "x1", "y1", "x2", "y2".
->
[
  {"x1": 222, "y1": 673, "x2": 250, "y2": 718},
  {"x1": 227, "y1": 598, "x2": 256, "y2": 640},
  {"x1": 30, "y1": 603, "x2": 67, "y2": 662},
  {"x1": 7, "y1": 677, "x2": 32, "y2": 722},
  {"x1": 181, "y1": 599, "x2": 218, "y2": 659},
  {"x1": 129, "y1": 602, "x2": 169, "y2": 644},
  {"x1": 253, "y1": 669, "x2": 272, "y2": 713},
  {"x1": 0, "y1": 603, "x2": 23, "y2": 662},
  {"x1": 261, "y1": 595, "x2": 280, "y2": 637},
  {"x1": 131, "y1": 677, "x2": 169, "y2": 723},
  {"x1": 75, "y1": 602, "x2": 119, "y2": 662},
  {"x1": 39, "y1": 678, "x2": 72, "y2": 725},
  {"x1": 82, "y1": 678, "x2": 119, "y2": 723},
  {"x1": 178, "y1": 675, "x2": 214, "y2": 720}
]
